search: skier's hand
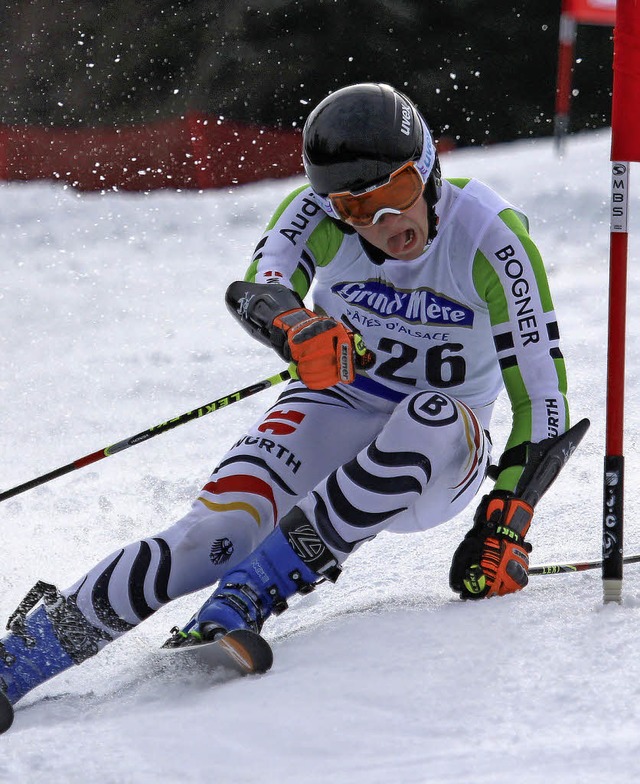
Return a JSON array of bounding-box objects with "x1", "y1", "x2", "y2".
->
[
  {"x1": 272, "y1": 308, "x2": 357, "y2": 389},
  {"x1": 449, "y1": 490, "x2": 533, "y2": 600}
]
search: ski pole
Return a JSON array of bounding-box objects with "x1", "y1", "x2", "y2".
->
[
  {"x1": 530, "y1": 553, "x2": 640, "y2": 575},
  {"x1": 0, "y1": 367, "x2": 294, "y2": 503}
]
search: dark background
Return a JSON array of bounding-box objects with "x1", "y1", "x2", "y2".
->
[{"x1": 0, "y1": 0, "x2": 614, "y2": 149}]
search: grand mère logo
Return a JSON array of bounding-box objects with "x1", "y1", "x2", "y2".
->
[{"x1": 331, "y1": 281, "x2": 474, "y2": 327}]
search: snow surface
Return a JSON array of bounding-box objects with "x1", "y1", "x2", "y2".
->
[{"x1": 1, "y1": 130, "x2": 640, "y2": 783}]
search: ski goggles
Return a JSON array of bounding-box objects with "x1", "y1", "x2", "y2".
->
[{"x1": 324, "y1": 161, "x2": 425, "y2": 228}]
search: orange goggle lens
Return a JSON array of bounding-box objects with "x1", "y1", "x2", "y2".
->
[{"x1": 328, "y1": 161, "x2": 425, "y2": 228}]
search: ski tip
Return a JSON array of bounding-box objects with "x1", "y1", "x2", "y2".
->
[
  {"x1": 0, "y1": 692, "x2": 14, "y2": 735},
  {"x1": 160, "y1": 627, "x2": 274, "y2": 676},
  {"x1": 222, "y1": 629, "x2": 274, "y2": 674}
]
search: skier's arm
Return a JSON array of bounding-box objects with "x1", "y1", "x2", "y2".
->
[
  {"x1": 225, "y1": 187, "x2": 362, "y2": 389},
  {"x1": 449, "y1": 418, "x2": 588, "y2": 599},
  {"x1": 243, "y1": 184, "x2": 346, "y2": 297},
  {"x1": 473, "y1": 208, "x2": 570, "y2": 493},
  {"x1": 450, "y1": 208, "x2": 572, "y2": 600},
  {"x1": 225, "y1": 280, "x2": 358, "y2": 389}
]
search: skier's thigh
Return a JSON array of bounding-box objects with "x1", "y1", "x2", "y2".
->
[
  {"x1": 160, "y1": 387, "x2": 388, "y2": 594},
  {"x1": 297, "y1": 389, "x2": 490, "y2": 549},
  {"x1": 383, "y1": 390, "x2": 490, "y2": 531},
  {"x1": 223, "y1": 386, "x2": 389, "y2": 499}
]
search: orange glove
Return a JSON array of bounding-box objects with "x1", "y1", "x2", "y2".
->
[
  {"x1": 449, "y1": 491, "x2": 533, "y2": 599},
  {"x1": 272, "y1": 308, "x2": 356, "y2": 390}
]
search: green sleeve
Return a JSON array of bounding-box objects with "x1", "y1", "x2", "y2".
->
[
  {"x1": 473, "y1": 208, "x2": 569, "y2": 493},
  {"x1": 243, "y1": 187, "x2": 346, "y2": 300}
]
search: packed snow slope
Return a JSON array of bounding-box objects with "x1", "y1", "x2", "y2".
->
[{"x1": 1, "y1": 129, "x2": 640, "y2": 784}]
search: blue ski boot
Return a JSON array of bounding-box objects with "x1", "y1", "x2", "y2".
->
[
  {"x1": 165, "y1": 507, "x2": 341, "y2": 646},
  {"x1": 0, "y1": 581, "x2": 110, "y2": 706}
]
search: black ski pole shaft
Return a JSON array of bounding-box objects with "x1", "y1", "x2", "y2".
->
[
  {"x1": 530, "y1": 552, "x2": 640, "y2": 576},
  {"x1": 0, "y1": 367, "x2": 293, "y2": 503}
]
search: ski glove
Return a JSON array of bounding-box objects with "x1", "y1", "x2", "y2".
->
[
  {"x1": 272, "y1": 308, "x2": 357, "y2": 390},
  {"x1": 449, "y1": 490, "x2": 533, "y2": 600}
]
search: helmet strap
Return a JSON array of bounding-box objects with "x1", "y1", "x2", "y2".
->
[{"x1": 357, "y1": 234, "x2": 387, "y2": 265}]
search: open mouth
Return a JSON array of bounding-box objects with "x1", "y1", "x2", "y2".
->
[
  {"x1": 402, "y1": 229, "x2": 416, "y2": 248},
  {"x1": 388, "y1": 228, "x2": 417, "y2": 256}
]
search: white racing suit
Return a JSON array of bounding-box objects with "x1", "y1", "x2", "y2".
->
[
  {"x1": 1, "y1": 178, "x2": 570, "y2": 691},
  {"x1": 61, "y1": 176, "x2": 569, "y2": 641},
  {"x1": 66, "y1": 381, "x2": 488, "y2": 634}
]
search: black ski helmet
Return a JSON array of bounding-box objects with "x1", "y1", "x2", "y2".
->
[{"x1": 302, "y1": 83, "x2": 441, "y2": 213}]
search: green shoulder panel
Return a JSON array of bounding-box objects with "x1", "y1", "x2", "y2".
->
[
  {"x1": 471, "y1": 208, "x2": 552, "y2": 322},
  {"x1": 244, "y1": 186, "x2": 346, "y2": 290},
  {"x1": 307, "y1": 217, "x2": 347, "y2": 268},
  {"x1": 264, "y1": 184, "x2": 310, "y2": 230},
  {"x1": 446, "y1": 177, "x2": 471, "y2": 189}
]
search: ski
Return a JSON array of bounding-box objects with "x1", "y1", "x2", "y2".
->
[
  {"x1": 0, "y1": 690, "x2": 14, "y2": 734},
  {"x1": 0, "y1": 630, "x2": 270, "y2": 735},
  {"x1": 160, "y1": 628, "x2": 273, "y2": 677}
]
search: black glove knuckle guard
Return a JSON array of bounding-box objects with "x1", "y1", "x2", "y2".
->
[{"x1": 225, "y1": 281, "x2": 304, "y2": 360}]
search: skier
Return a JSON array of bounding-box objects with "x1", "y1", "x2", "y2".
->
[{"x1": 0, "y1": 83, "x2": 571, "y2": 712}]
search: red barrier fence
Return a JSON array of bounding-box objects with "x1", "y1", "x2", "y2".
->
[
  {"x1": 563, "y1": 0, "x2": 616, "y2": 25},
  {"x1": 554, "y1": 0, "x2": 616, "y2": 149},
  {"x1": 0, "y1": 112, "x2": 304, "y2": 191}
]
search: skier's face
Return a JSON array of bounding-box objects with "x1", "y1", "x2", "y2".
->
[{"x1": 353, "y1": 196, "x2": 429, "y2": 260}]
